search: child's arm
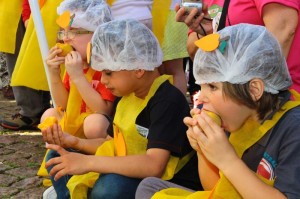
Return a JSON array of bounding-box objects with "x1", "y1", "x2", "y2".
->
[
  {"x1": 184, "y1": 114, "x2": 220, "y2": 190},
  {"x1": 46, "y1": 46, "x2": 69, "y2": 108},
  {"x1": 45, "y1": 144, "x2": 171, "y2": 182},
  {"x1": 65, "y1": 51, "x2": 113, "y2": 115},
  {"x1": 42, "y1": 123, "x2": 108, "y2": 154},
  {"x1": 195, "y1": 112, "x2": 286, "y2": 199}
]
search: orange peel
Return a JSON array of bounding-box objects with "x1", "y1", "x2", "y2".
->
[
  {"x1": 56, "y1": 43, "x2": 73, "y2": 57},
  {"x1": 37, "y1": 117, "x2": 58, "y2": 131}
]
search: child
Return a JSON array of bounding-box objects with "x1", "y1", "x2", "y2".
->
[
  {"x1": 135, "y1": 24, "x2": 300, "y2": 198},
  {"x1": 43, "y1": 0, "x2": 115, "y2": 139},
  {"x1": 40, "y1": 1, "x2": 114, "y2": 196},
  {"x1": 43, "y1": 19, "x2": 202, "y2": 199}
]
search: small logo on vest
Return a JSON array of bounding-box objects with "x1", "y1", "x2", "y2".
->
[{"x1": 136, "y1": 124, "x2": 149, "y2": 138}]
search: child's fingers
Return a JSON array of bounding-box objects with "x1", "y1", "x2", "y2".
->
[
  {"x1": 46, "y1": 143, "x2": 68, "y2": 156},
  {"x1": 52, "y1": 124, "x2": 62, "y2": 146}
]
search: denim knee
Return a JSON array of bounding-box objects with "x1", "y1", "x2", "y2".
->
[{"x1": 90, "y1": 173, "x2": 141, "y2": 199}]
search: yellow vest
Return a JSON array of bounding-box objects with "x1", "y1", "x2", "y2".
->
[{"x1": 66, "y1": 75, "x2": 193, "y2": 198}]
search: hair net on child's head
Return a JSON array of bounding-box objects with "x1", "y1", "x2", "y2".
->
[
  {"x1": 193, "y1": 23, "x2": 292, "y2": 94},
  {"x1": 57, "y1": 0, "x2": 112, "y2": 31},
  {"x1": 90, "y1": 19, "x2": 163, "y2": 71}
]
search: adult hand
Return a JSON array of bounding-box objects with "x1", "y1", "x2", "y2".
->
[
  {"x1": 42, "y1": 123, "x2": 79, "y2": 149},
  {"x1": 45, "y1": 144, "x2": 91, "y2": 181},
  {"x1": 175, "y1": 3, "x2": 213, "y2": 36},
  {"x1": 194, "y1": 111, "x2": 238, "y2": 171}
]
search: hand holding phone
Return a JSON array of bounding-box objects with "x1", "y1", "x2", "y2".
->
[{"x1": 180, "y1": 0, "x2": 203, "y2": 16}]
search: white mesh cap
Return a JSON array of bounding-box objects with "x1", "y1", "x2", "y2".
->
[
  {"x1": 90, "y1": 19, "x2": 163, "y2": 71},
  {"x1": 57, "y1": 0, "x2": 112, "y2": 31},
  {"x1": 193, "y1": 23, "x2": 292, "y2": 94}
]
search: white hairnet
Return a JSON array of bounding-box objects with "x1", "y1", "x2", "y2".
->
[
  {"x1": 194, "y1": 23, "x2": 292, "y2": 94},
  {"x1": 90, "y1": 19, "x2": 163, "y2": 71},
  {"x1": 57, "y1": 0, "x2": 112, "y2": 31}
]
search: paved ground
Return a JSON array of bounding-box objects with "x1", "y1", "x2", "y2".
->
[{"x1": 0, "y1": 94, "x2": 47, "y2": 198}]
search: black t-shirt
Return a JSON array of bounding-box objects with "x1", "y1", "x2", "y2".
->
[{"x1": 109, "y1": 81, "x2": 202, "y2": 191}]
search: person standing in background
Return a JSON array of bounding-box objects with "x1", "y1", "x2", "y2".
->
[
  {"x1": 1, "y1": 0, "x2": 64, "y2": 130},
  {"x1": 0, "y1": 0, "x2": 23, "y2": 101}
]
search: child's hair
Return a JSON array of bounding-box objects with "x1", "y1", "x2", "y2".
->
[
  {"x1": 57, "y1": 0, "x2": 112, "y2": 31},
  {"x1": 222, "y1": 82, "x2": 279, "y2": 120},
  {"x1": 193, "y1": 24, "x2": 292, "y2": 95},
  {"x1": 90, "y1": 19, "x2": 163, "y2": 71}
]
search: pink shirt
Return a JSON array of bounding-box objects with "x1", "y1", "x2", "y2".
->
[{"x1": 205, "y1": 0, "x2": 300, "y2": 92}]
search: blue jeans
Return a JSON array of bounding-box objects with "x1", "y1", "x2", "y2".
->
[
  {"x1": 46, "y1": 149, "x2": 72, "y2": 199},
  {"x1": 89, "y1": 173, "x2": 141, "y2": 199}
]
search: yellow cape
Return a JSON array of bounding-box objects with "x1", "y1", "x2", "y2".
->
[
  {"x1": 0, "y1": 0, "x2": 23, "y2": 53},
  {"x1": 11, "y1": 0, "x2": 63, "y2": 91}
]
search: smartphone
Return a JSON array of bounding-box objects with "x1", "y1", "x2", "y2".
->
[{"x1": 180, "y1": 0, "x2": 203, "y2": 16}]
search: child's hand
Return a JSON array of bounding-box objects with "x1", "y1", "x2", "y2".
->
[
  {"x1": 65, "y1": 51, "x2": 85, "y2": 82},
  {"x1": 46, "y1": 46, "x2": 65, "y2": 73},
  {"x1": 45, "y1": 144, "x2": 91, "y2": 181},
  {"x1": 42, "y1": 123, "x2": 79, "y2": 149},
  {"x1": 194, "y1": 111, "x2": 238, "y2": 171},
  {"x1": 185, "y1": 116, "x2": 202, "y2": 152},
  {"x1": 184, "y1": 108, "x2": 202, "y2": 152}
]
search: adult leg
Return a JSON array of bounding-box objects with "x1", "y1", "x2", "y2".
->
[
  {"x1": 1, "y1": 87, "x2": 50, "y2": 130},
  {"x1": 161, "y1": 58, "x2": 187, "y2": 94},
  {"x1": 90, "y1": 173, "x2": 141, "y2": 199}
]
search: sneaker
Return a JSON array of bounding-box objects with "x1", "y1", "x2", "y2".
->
[
  {"x1": 0, "y1": 113, "x2": 39, "y2": 130},
  {"x1": 43, "y1": 186, "x2": 57, "y2": 199},
  {"x1": 2, "y1": 85, "x2": 15, "y2": 100}
]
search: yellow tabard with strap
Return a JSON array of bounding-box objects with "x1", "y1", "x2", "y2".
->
[
  {"x1": 0, "y1": 0, "x2": 22, "y2": 53},
  {"x1": 11, "y1": 0, "x2": 63, "y2": 91},
  {"x1": 152, "y1": 100, "x2": 300, "y2": 199},
  {"x1": 37, "y1": 68, "x2": 95, "y2": 185},
  {"x1": 66, "y1": 75, "x2": 193, "y2": 199},
  {"x1": 59, "y1": 67, "x2": 95, "y2": 138}
]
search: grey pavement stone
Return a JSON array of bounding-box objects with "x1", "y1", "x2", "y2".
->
[{"x1": 0, "y1": 95, "x2": 47, "y2": 198}]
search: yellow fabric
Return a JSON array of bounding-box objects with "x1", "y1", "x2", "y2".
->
[
  {"x1": 59, "y1": 68, "x2": 95, "y2": 138},
  {"x1": 0, "y1": 0, "x2": 23, "y2": 53},
  {"x1": 67, "y1": 75, "x2": 192, "y2": 198},
  {"x1": 152, "y1": 100, "x2": 300, "y2": 199},
  {"x1": 290, "y1": 89, "x2": 300, "y2": 101},
  {"x1": 11, "y1": 0, "x2": 63, "y2": 91},
  {"x1": 37, "y1": 68, "x2": 94, "y2": 180},
  {"x1": 161, "y1": 11, "x2": 189, "y2": 61},
  {"x1": 152, "y1": 0, "x2": 172, "y2": 46},
  {"x1": 106, "y1": 0, "x2": 116, "y2": 6}
]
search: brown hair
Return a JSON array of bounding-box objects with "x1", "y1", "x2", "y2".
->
[{"x1": 222, "y1": 82, "x2": 279, "y2": 121}]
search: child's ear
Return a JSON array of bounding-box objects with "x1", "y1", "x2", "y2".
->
[
  {"x1": 134, "y1": 69, "x2": 145, "y2": 79},
  {"x1": 249, "y1": 78, "x2": 264, "y2": 101}
]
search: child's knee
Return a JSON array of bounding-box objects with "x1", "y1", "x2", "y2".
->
[
  {"x1": 83, "y1": 114, "x2": 110, "y2": 139},
  {"x1": 40, "y1": 107, "x2": 60, "y2": 123}
]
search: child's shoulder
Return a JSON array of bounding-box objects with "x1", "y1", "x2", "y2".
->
[{"x1": 154, "y1": 80, "x2": 188, "y2": 104}]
